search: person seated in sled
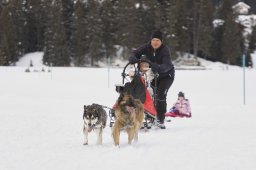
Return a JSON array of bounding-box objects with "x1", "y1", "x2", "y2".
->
[
  {"x1": 166, "y1": 91, "x2": 191, "y2": 118},
  {"x1": 127, "y1": 56, "x2": 156, "y2": 97},
  {"x1": 122, "y1": 56, "x2": 154, "y2": 104},
  {"x1": 128, "y1": 55, "x2": 154, "y2": 82}
]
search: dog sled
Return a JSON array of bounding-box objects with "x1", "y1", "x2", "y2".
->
[{"x1": 109, "y1": 59, "x2": 158, "y2": 129}]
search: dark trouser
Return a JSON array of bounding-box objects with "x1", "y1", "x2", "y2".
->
[{"x1": 152, "y1": 75, "x2": 174, "y2": 123}]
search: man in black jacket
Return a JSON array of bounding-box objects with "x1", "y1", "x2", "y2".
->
[{"x1": 129, "y1": 30, "x2": 175, "y2": 129}]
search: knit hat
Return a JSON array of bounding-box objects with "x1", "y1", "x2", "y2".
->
[
  {"x1": 139, "y1": 54, "x2": 150, "y2": 63},
  {"x1": 151, "y1": 30, "x2": 163, "y2": 42},
  {"x1": 178, "y1": 91, "x2": 184, "y2": 98}
]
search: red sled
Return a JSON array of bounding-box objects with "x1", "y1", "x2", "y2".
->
[
  {"x1": 109, "y1": 61, "x2": 158, "y2": 129},
  {"x1": 165, "y1": 110, "x2": 191, "y2": 118}
]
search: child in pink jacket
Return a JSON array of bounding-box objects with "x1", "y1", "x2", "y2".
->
[{"x1": 166, "y1": 92, "x2": 192, "y2": 118}]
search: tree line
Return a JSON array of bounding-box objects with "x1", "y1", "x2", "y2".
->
[{"x1": 0, "y1": 0, "x2": 255, "y2": 67}]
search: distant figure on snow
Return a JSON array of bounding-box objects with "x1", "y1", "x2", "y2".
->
[{"x1": 166, "y1": 91, "x2": 191, "y2": 118}]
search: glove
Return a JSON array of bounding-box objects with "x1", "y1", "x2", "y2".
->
[
  {"x1": 169, "y1": 107, "x2": 176, "y2": 112},
  {"x1": 128, "y1": 56, "x2": 138, "y2": 64},
  {"x1": 150, "y1": 63, "x2": 160, "y2": 73}
]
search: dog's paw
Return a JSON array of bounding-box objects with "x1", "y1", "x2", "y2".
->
[{"x1": 112, "y1": 144, "x2": 120, "y2": 148}]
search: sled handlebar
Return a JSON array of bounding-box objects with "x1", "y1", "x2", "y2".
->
[
  {"x1": 121, "y1": 59, "x2": 155, "y2": 84},
  {"x1": 121, "y1": 61, "x2": 158, "y2": 107},
  {"x1": 122, "y1": 61, "x2": 143, "y2": 84}
]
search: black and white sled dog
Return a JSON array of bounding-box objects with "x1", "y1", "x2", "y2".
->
[{"x1": 83, "y1": 103, "x2": 107, "y2": 145}]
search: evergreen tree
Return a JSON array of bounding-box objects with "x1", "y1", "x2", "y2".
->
[
  {"x1": 24, "y1": 0, "x2": 39, "y2": 52},
  {"x1": 27, "y1": 0, "x2": 47, "y2": 51},
  {"x1": 247, "y1": 26, "x2": 256, "y2": 67},
  {"x1": 249, "y1": 26, "x2": 256, "y2": 53},
  {"x1": 173, "y1": 0, "x2": 191, "y2": 55},
  {"x1": 195, "y1": 0, "x2": 214, "y2": 59},
  {"x1": 61, "y1": 0, "x2": 74, "y2": 60},
  {"x1": 43, "y1": 0, "x2": 70, "y2": 66},
  {"x1": 218, "y1": 0, "x2": 235, "y2": 20},
  {"x1": 72, "y1": 0, "x2": 88, "y2": 66},
  {"x1": 132, "y1": 1, "x2": 157, "y2": 45},
  {"x1": 101, "y1": 0, "x2": 119, "y2": 61},
  {"x1": 164, "y1": 0, "x2": 178, "y2": 57},
  {"x1": 11, "y1": 0, "x2": 27, "y2": 59},
  {"x1": 85, "y1": 0, "x2": 104, "y2": 66},
  {"x1": 21, "y1": 0, "x2": 50, "y2": 55},
  {"x1": 209, "y1": 26, "x2": 223, "y2": 62},
  {"x1": 210, "y1": 0, "x2": 244, "y2": 66},
  {"x1": 0, "y1": 3, "x2": 17, "y2": 65},
  {"x1": 145, "y1": 0, "x2": 175, "y2": 46},
  {"x1": 62, "y1": 0, "x2": 74, "y2": 42},
  {"x1": 114, "y1": 0, "x2": 139, "y2": 52},
  {"x1": 221, "y1": 13, "x2": 243, "y2": 65}
]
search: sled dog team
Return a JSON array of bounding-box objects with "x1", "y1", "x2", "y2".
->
[
  {"x1": 83, "y1": 91, "x2": 191, "y2": 146},
  {"x1": 83, "y1": 93, "x2": 144, "y2": 146}
]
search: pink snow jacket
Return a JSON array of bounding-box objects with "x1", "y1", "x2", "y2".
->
[{"x1": 172, "y1": 99, "x2": 191, "y2": 115}]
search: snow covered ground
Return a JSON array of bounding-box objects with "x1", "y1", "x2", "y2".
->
[{"x1": 0, "y1": 53, "x2": 256, "y2": 170}]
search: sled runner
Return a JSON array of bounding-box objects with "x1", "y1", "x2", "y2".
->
[
  {"x1": 109, "y1": 59, "x2": 159, "y2": 129},
  {"x1": 165, "y1": 110, "x2": 191, "y2": 118}
]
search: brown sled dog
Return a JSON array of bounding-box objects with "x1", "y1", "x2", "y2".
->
[{"x1": 112, "y1": 93, "x2": 144, "y2": 146}]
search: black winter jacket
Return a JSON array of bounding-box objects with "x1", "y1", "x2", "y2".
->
[{"x1": 129, "y1": 43, "x2": 175, "y2": 78}]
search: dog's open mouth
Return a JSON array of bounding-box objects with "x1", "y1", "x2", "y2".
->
[
  {"x1": 88, "y1": 125, "x2": 93, "y2": 132},
  {"x1": 125, "y1": 106, "x2": 135, "y2": 113}
]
